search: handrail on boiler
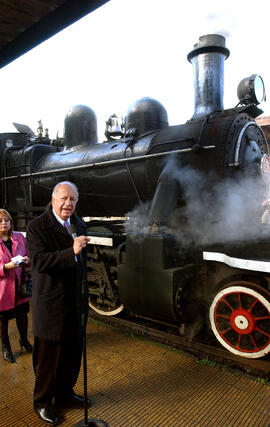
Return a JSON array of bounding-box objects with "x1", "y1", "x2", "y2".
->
[{"x1": 1, "y1": 145, "x2": 215, "y2": 181}]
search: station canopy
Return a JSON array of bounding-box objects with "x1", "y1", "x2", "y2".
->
[{"x1": 0, "y1": 0, "x2": 110, "y2": 69}]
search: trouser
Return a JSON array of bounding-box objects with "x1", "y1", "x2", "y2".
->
[{"x1": 32, "y1": 322, "x2": 83, "y2": 408}]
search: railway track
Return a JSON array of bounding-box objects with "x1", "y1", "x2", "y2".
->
[{"x1": 89, "y1": 310, "x2": 270, "y2": 381}]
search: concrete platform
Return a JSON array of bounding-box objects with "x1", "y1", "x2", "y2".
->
[{"x1": 0, "y1": 311, "x2": 270, "y2": 426}]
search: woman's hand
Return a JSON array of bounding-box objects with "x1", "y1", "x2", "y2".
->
[
  {"x1": 23, "y1": 256, "x2": 29, "y2": 264},
  {"x1": 4, "y1": 260, "x2": 19, "y2": 270}
]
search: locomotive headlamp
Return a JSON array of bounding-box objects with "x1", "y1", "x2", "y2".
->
[{"x1": 237, "y1": 74, "x2": 266, "y2": 105}]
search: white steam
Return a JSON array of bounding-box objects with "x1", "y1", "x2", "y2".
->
[{"x1": 125, "y1": 157, "x2": 266, "y2": 247}]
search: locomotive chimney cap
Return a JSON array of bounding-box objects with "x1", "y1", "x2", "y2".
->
[{"x1": 187, "y1": 34, "x2": 230, "y2": 63}]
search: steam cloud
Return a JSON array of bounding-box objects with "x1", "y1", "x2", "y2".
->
[{"x1": 125, "y1": 156, "x2": 267, "y2": 247}]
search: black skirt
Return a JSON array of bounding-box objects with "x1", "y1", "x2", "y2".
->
[{"x1": 0, "y1": 301, "x2": 30, "y2": 320}]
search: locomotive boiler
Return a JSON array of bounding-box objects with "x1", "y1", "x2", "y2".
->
[{"x1": 1, "y1": 34, "x2": 270, "y2": 359}]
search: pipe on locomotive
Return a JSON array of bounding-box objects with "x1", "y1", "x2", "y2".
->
[
  {"x1": 148, "y1": 167, "x2": 180, "y2": 232},
  {"x1": 187, "y1": 34, "x2": 230, "y2": 119}
]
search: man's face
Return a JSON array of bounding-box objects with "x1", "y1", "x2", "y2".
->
[{"x1": 52, "y1": 184, "x2": 78, "y2": 220}]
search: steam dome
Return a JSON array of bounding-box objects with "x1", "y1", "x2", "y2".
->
[
  {"x1": 63, "y1": 104, "x2": 97, "y2": 149},
  {"x1": 125, "y1": 97, "x2": 168, "y2": 136}
]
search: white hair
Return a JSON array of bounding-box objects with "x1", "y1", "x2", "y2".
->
[{"x1": 52, "y1": 181, "x2": 79, "y2": 200}]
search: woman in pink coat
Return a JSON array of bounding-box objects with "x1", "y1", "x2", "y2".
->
[{"x1": 0, "y1": 209, "x2": 32, "y2": 363}]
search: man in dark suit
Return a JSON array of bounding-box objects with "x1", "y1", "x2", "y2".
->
[{"x1": 26, "y1": 181, "x2": 90, "y2": 425}]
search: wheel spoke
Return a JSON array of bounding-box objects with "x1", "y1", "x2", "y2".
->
[
  {"x1": 220, "y1": 327, "x2": 232, "y2": 335},
  {"x1": 249, "y1": 333, "x2": 259, "y2": 350},
  {"x1": 221, "y1": 297, "x2": 234, "y2": 312},
  {"x1": 236, "y1": 333, "x2": 242, "y2": 350},
  {"x1": 253, "y1": 315, "x2": 270, "y2": 321},
  {"x1": 216, "y1": 313, "x2": 231, "y2": 320},
  {"x1": 255, "y1": 326, "x2": 270, "y2": 339},
  {"x1": 237, "y1": 292, "x2": 242, "y2": 308},
  {"x1": 248, "y1": 298, "x2": 257, "y2": 312}
]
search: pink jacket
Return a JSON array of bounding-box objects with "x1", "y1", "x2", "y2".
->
[{"x1": 0, "y1": 231, "x2": 30, "y2": 311}]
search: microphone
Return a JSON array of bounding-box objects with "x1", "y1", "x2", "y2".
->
[
  {"x1": 68, "y1": 224, "x2": 77, "y2": 240},
  {"x1": 68, "y1": 224, "x2": 79, "y2": 262}
]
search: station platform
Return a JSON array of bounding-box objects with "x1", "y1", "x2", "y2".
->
[{"x1": 1, "y1": 312, "x2": 270, "y2": 426}]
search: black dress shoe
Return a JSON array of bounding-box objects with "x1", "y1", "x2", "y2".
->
[
  {"x1": 87, "y1": 418, "x2": 109, "y2": 427},
  {"x1": 34, "y1": 406, "x2": 60, "y2": 425},
  {"x1": 56, "y1": 392, "x2": 91, "y2": 407}
]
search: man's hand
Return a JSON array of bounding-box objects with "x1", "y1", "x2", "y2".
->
[{"x1": 73, "y1": 236, "x2": 91, "y2": 255}]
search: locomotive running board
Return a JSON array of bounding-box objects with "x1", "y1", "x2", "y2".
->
[{"x1": 203, "y1": 251, "x2": 270, "y2": 273}]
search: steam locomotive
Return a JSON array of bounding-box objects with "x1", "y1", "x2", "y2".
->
[{"x1": 1, "y1": 34, "x2": 270, "y2": 359}]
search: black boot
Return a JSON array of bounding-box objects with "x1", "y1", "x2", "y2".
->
[
  {"x1": 19, "y1": 337, "x2": 33, "y2": 353},
  {"x1": 17, "y1": 314, "x2": 33, "y2": 353},
  {"x1": 1, "y1": 336, "x2": 15, "y2": 363}
]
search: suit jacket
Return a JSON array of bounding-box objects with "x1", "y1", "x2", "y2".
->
[{"x1": 26, "y1": 206, "x2": 87, "y2": 341}]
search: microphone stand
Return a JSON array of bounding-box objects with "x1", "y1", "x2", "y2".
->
[{"x1": 74, "y1": 244, "x2": 108, "y2": 427}]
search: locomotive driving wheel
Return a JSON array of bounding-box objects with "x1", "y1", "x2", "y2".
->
[
  {"x1": 209, "y1": 281, "x2": 270, "y2": 358},
  {"x1": 88, "y1": 247, "x2": 124, "y2": 316},
  {"x1": 88, "y1": 279, "x2": 124, "y2": 316},
  {"x1": 88, "y1": 282, "x2": 124, "y2": 316},
  {"x1": 89, "y1": 298, "x2": 124, "y2": 316}
]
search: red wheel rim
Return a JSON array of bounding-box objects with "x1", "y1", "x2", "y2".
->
[{"x1": 210, "y1": 284, "x2": 270, "y2": 358}]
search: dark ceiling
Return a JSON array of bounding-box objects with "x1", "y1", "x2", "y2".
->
[{"x1": 0, "y1": 0, "x2": 110, "y2": 69}]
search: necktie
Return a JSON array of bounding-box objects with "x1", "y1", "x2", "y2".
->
[{"x1": 63, "y1": 220, "x2": 70, "y2": 234}]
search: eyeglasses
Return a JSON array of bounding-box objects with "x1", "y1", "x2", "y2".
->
[{"x1": 0, "y1": 218, "x2": 10, "y2": 223}]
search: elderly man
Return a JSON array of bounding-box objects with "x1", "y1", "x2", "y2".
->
[{"x1": 27, "y1": 181, "x2": 90, "y2": 425}]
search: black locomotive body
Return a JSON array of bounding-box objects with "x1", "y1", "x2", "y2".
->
[{"x1": 1, "y1": 34, "x2": 270, "y2": 359}]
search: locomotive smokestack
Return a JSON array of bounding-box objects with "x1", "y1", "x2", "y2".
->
[{"x1": 187, "y1": 34, "x2": 230, "y2": 119}]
